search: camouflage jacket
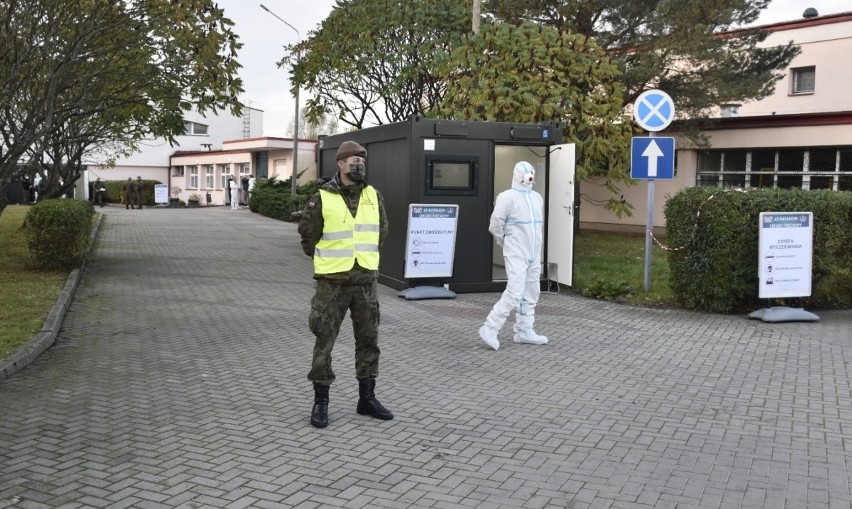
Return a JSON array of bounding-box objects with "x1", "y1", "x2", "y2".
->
[{"x1": 298, "y1": 173, "x2": 388, "y2": 284}]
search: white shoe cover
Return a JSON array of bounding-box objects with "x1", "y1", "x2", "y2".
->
[
  {"x1": 514, "y1": 329, "x2": 548, "y2": 345},
  {"x1": 478, "y1": 325, "x2": 499, "y2": 350}
]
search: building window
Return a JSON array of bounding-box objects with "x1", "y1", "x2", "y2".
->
[
  {"x1": 219, "y1": 164, "x2": 230, "y2": 188},
  {"x1": 791, "y1": 66, "x2": 815, "y2": 95},
  {"x1": 776, "y1": 150, "x2": 804, "y2": 189},
  {"x1": 840, "y1": 149, "x2": 852, "y2": 191},
  {"x1": 237, "y1": 163, "x2": 251, "y2": 181},
  {"x1": 810, "y1": 149, "x2": 837, "y2": 172},
  {"x1": 697, "y1": 147, "x2": 851, "y2": 191},
  {"x1": 189, "y1": 166, "x2": 198, "y2": 188},
  {"x1": 183, "y1": 121, "x2": 209, "y2": 135},
  {"x1": 172, "y1": 166, "x2": 184, "y2": 177},
  {"x1": 204, "y1": 165, "x2": 214, "y2": 189},
  {"x1": 275, "y1": 159, "x2": 288, "y2": 179}
]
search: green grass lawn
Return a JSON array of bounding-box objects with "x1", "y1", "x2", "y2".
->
[
  {"x1": 0, "y1": 206, "x2": 68, "y2": 360},
  {"x1": 570, "y1": 230, "x2": 676, "y2": 307}
]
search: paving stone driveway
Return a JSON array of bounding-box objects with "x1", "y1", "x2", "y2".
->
[{"x1": 2, "y1": 206, "x2": 851, "y2": 509}]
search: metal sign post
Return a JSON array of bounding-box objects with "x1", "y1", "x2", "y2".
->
[
  {"x1": 631, "y1": 89, "x2": 676, "y2": 292},
  {"x1": 643, "y1": 133, "x2": 656, "y2": 293}
]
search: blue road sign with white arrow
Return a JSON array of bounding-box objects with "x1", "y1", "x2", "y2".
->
[{"x1": 631, "y1": 137, "x2": 675, "y2": 180}]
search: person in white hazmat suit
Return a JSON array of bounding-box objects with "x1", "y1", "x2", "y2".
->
[
  {"x1": 478, "y1": 161, "x2": 548, "y2": 350},
  {"x1": 229, "y1": 177, "x2": 240, "y2": 210}
]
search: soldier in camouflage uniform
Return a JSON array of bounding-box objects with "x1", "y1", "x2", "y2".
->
[
  {"x1": 124, "y1": 177, "x2": 134, "y2": 209},
  {"x1": 133, "y1": 176, "x2": 144, "y2": 209},
  {"x1": 298, "y1": 140, "x2": 393, "y2": 428},
  {"x1": 92, "y1": 178, "x2": 105, "y2": 207}
]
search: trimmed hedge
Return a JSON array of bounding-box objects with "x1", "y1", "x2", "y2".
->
[
  {"x1": 23, "y1": 199, "x2": 95, "y2": 270},
  {"x1": 665, "y1": 187, "x2": 852, "y2": 313},
  {"x1": 250, "y1": 176, "x2": 326, "y2": 222}
]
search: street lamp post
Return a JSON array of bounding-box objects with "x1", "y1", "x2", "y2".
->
[{"x1": 260, "y1": 4, "x2": 300, "y2": 196}]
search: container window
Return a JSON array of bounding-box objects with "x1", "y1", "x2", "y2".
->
[{"x1": 425, "y1": 155, "x2": 478, "y2": 196}]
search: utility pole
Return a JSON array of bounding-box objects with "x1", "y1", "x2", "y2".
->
[
  {"x1": 260, "y1": 4, "x2": 301, "y2": 195},
  {"x1": 472, "y1": 0, "x2": 481, "y2": 34}
]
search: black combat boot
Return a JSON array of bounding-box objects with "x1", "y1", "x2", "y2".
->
[
  {"x1": 356, "y1": 378, "x2": 394, "y2": 420},
  {"x1": 311, "y1": 383, "x2": 329, "y2": 428}
]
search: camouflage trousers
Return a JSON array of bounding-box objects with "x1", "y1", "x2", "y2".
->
[{"x1": 308, "y1": 279, "x2": 381, "y2": 385}]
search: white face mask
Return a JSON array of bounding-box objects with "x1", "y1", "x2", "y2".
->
[{"x1": 521, "y1": 170, "x2": 535, "y2": 187}]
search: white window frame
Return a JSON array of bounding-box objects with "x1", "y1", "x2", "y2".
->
[
  {"x1": 189, "y1": 166, "x2": 198, "y2": 188},
  {"x1": 183, "y1": 121, "x2": 209, "y2": 135},
  {"x1": 172, "y1": 166, "x2": 184, "y2": 177},
  {"x1": 204, "y1": 165, "x2": 214, "y2": 189},
  {"x1": 237, "y1": 163, "x2": 251, "y2": 180},
  {"x1": 218, "y1": 164, "x2": 231, "y2": 189}
]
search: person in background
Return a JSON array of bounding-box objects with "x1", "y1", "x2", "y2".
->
[
  {"x1": 124, "y1": 177, "x2": 134, "y2": 209},
  {"x1": 241, "y1": 175, "x2": 249, "y2": 205},
  {"x1": 32, "y1": 173, "x2": 42, "y2": 203},
  {"x1": 133, "y1": 176, "x2": 144, "y2": 209},
  {"x1": 93, "y1": 177, "x2": 105, "y2": 207},
  {"x1": 20, "y1": 175, "x2": 31, "y2": 204},
  {"x1": 298, "y1": 140, "x2": 393, "y2": 428},
  {"x1": 247, "y1": 174, "x2": 256, "y2": 204},
  {"x1": 229, "y1": 177, "x2": 240, "y2": 210},
  {"x1": 478, "y1": 161, "x2": 549, "y2": 350}
]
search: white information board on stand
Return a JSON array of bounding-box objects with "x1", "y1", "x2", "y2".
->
[
  {"x1": 154, "y1": 184, "x2": 169, "y2": 205},
  {"x1": 403, "y1": 204, "x2": 459, "y2": 279},
  {"x1": 757, "y1": 212, "x2": 813, "y2": 299},
  {"x1": 749, "y1": 211, "x2": 819, "y2": 322}
]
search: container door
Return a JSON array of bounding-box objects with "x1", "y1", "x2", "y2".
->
[
  {"x1": 491, "y1": 145, "x2": 548, "y2": 282},
  {"x1": 546, "y1": 143, "x2": 575, "y2": 286}
]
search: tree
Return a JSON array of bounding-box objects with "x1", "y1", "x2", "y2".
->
[
  {"x1": 283, "y1": 0, "x2": 471, "y2": 129},
  {"x1": 0, "y1": 0, "x2": 244, "y2": 209},
  {"x1": 287, "y1": 0, "x2": 798, "y2": 216},
  {"x1": 484, "y1": 0, "x2": 800, "y2": 118},
  {"x1": 434, "y1": 21, "x2": 635, "y2": 215},
  {"x1": 286, "y1": 109, "x2": 341, "y2": 139}
]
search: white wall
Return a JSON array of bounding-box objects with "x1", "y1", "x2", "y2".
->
[
  {"x1": 741, "y1": 20, "x2": 852, "y2": 116},
  {"x1": 84, "y1": 107, "x2": 264, "y2": 169}
]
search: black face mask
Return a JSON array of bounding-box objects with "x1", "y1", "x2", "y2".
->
[{"x1": 347, "y1": 162, "x2": 366, "y2": 182}]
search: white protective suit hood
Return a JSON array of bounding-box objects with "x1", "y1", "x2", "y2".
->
[{"x1": 513, "y1": 161, "x2": 536, "y2": 190}]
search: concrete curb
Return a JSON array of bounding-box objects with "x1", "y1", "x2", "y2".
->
[{"x1": 0, "y1": 211, "x2": 102, "y2": 381}]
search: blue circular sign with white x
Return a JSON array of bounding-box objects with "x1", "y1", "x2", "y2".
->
[{"x1": 634, "y1": 89, "x2": 675, "y2": 132}]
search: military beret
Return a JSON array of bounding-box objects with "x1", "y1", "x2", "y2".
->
[{"x1": 336, "y1": 141, "x2": 367, "y2": 160}]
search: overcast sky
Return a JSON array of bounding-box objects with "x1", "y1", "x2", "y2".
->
[{"x1": 217, "y1": 0, "x2": 850, "y2": 138}]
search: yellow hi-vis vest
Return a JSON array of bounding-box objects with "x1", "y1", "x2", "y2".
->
[{"x1": 314, "y1": 187, "x2": 381, "y2": 274}]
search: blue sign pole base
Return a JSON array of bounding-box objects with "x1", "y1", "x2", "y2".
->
[{"x1": 748, "y1": 306, "x2": 820, "y2": 323}]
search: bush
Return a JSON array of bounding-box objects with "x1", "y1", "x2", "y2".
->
[
  {"x1": 23, "y1": 199, "x2": 95, "y2": 270},
  {"x1": 665, "y1": 187, "x2": 852, "y2": 312},
  {"x1": 251, "y1": 175, "x2": 325, "y2": 222},
  {"x1": 584, "y1": 279, "x2": 634, "y2": 301}
]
